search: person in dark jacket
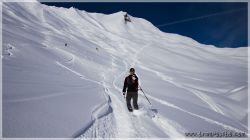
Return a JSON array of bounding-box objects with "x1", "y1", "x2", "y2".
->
[
  {"x1": 123, "y1": 68, "x2": 139, "y2": 111},
  {"x1": 124, "y1": 13, "x2": 131, "y2": 24}
]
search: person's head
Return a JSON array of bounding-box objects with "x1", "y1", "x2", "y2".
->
[{"x1": 129, "y1": 68, "x2": 135, "y2": 75}]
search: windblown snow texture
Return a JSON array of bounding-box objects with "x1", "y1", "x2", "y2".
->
[{"x1": 2, "y1": 2, "x2": 248, "y2": 138}]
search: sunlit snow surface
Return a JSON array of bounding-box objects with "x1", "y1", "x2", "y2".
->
[{"x1": 2, "y1": 2, "x2": 248, "y2": 138}]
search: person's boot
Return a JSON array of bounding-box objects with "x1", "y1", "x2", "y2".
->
[
  {"x1": 128, "y1": 106, "x2": 133, "y2": 112},
  {"x1": 134, "y1": 104, "x2": 139, "y2": 110}
]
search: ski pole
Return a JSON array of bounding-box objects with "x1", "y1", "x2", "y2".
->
[{"x1": 139, "y1": 85, "x2": 151, "y2": 105}]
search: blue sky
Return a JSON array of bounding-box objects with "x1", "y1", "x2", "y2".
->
[{"x1": 43, "y1": 2, "x2": 248, "y2": 48}]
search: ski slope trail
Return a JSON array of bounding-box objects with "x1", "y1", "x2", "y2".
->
[
  {"x1": 2, "y1": 2, "x2": 248, "y2": 138},
  {"x1": 79, "y1": 42, "x2": 185, "y2": 138}
]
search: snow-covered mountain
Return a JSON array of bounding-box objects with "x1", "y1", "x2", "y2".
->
[{"x1": 2, "y1": 2, "x2": 248, "y2": 138}]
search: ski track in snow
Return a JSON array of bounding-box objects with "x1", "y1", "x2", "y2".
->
[
  {"x1": 56, "y1": 61, "x2": 102, "y2": 86},
  {"x1": 4, "y1": 91, "x2": 70, "y2": 103},
  {"x1": 56, "y1": 60, "x2": 116, "y2": 138},
  {"x1": 78, "y1": 42, "x2": 187, "y2": 138},
  {"x1": 139, "y1": 64, "x2": 225, "y2": 115},
  {"x1": 127, "y1": 43, "x2": 186, "y2": 137},
  {"x1": 76, "y1": 85, "x2": 116, "y2": 138},
  {"x1": 80, "y1": 54, "x2": 136, "y2": 138},
  {"x1": 147, "y1": 94, "x2": 245, "y2": 133}
]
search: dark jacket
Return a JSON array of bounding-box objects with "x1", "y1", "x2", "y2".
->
[
  {"x1": 123, "y1": 74, "x2": 138, "y2": 92},
  {"x1": 124, "y1": 14, "x2": 131, "y2": 22}
]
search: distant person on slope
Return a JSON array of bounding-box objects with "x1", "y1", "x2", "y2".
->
[
  {"x1": 122, "y1": 68, "x2": 139, "y2": 112},
  {"x1": 124, "y1": 13, "x2": 131, "y2": 24}
]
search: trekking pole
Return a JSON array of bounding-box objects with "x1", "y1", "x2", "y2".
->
[{"x1": 139, "y1": 85, "x2": 151, "y2": 105}]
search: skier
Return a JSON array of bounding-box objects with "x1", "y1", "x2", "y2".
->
[
  {"x1": 124, "y1": 13, "x2": 131, "y2": 24},
  {"x1": 122, "y1": 68, "x2": 139, "y2": 112}
]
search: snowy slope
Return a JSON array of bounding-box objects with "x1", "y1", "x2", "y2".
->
[{"x1": 2, "y1": 2, "x2": 248, "y2": 138}]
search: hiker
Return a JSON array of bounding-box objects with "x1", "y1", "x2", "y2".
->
[
  {"x1": 124, "y1": 13, "x2": 131, "y2": 24},
  {"x1": 122, "y1": 68, "x2": 139, "y2": 112}
]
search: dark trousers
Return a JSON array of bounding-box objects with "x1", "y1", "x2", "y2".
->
[{"x1": 126, "y1": 92, "x2": 138, "y2": 109}]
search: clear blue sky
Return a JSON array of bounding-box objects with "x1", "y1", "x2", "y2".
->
[{"x1": 43, "y1": 2, "x2": 248, "y2": 48}]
